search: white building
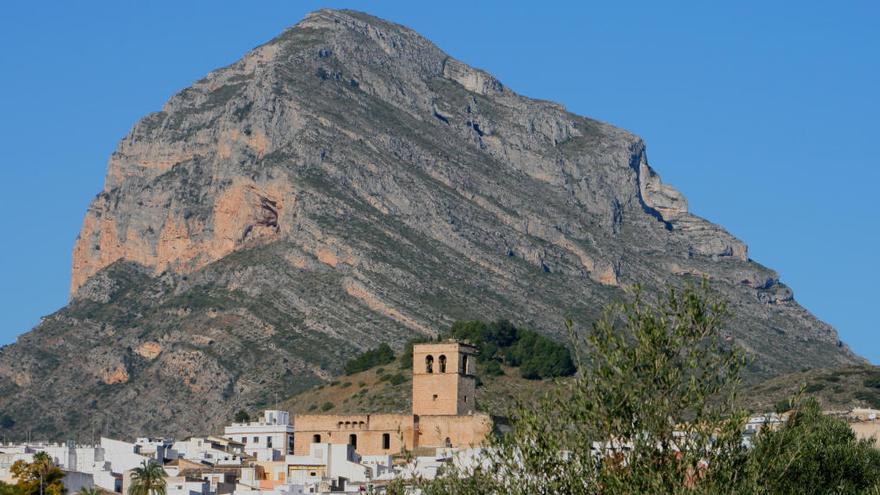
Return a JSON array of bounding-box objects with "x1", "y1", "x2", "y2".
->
[
  {"x1": 359, "y1": 454, "x2": 394, "y2": 480},
  {"x1": 61, "y1": 471, "x2": 95, "y2": 493},
  {"x1": 101, "y1": 437, "x2": 156, "y2": 473},
  {"x1": 223, "y1": 411, "x2": 294, "y2": 461},
  {"x1": 0, "y1": 450, "x2": 34, "y2": 483},
  {"x1": 742, "y1": 413, "x2": 786, "y2": 448},
  {"x1": 236, "y1": 467, "x2": 312, "y2": 495},
  {"x1": 286, "y1": 443, "x2": 370, "y2": 486},
  {"x1": 134, "y1": 438, "x2": 175, "y2": 461},
  {"x1": 173, "y1": 436, "x2": 245, "y2": 466},
  {"x1": 166, "y1": 475, "x2": 210, "y2": 495},
  {"x1": 381, "y1": 447, "x2": 488, "y2": 484},
  {"x1": 0, "y1": 441, "x2": 121, "y2": 492}
]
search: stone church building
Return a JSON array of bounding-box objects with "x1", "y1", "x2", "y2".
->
[{"x1": 292, "y1": 341, "x2": 492, "y2": 456}]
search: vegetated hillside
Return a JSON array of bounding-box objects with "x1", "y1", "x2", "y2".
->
[
  {"x1": 741, "y1": 365, "x2": 880, "y2": 412},
  {"x1": 283, "y1": 352, "x2": 548, "y2": 417},
  {"x1": 284, "y1": 320, "x2": 575, "y2": 416},
  {"x1": 0, "y1": 8, "x2": 861, "y2": 440}
]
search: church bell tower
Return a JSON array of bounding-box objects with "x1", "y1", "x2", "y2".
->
[{"x1": 411, "y1": 341, "x2": 477, "y2": 416}]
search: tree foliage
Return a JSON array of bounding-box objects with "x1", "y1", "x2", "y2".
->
[
  {"x1": 11, "y1": 452, "x2": 65, "y2": 495},
  {"x1": 0, "y1": 482, "x2": 22, "y2": 495},
  {"x1": 233, "y1": 410, "x2": 250, "y2": 423},
  {"x1": 127, "y1": 461, "x2": 167, "y2": 495},
  {"x1": 417, "y1": 285, "x2": 880, "y2": 494},
  {"x1": 344, "y1": 343, "x2": 395, "y2": 375},
  {"x1": 0, "y1": 413, "x2": 14, "y2": 429},
  {"x1": 448, "y1": 320, "x2": 576, "y2": 379},
  {"x1": 747, "y1": 398, "x2": 880, "y2": 494}
]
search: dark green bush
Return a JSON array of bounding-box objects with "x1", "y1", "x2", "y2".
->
[
  {"x1": 863, "y1": 374, "x2": 880, "y2": 389},
  {"x1": 506, "y1": 329, "x2": 576, "y2": 380},
  {"x1": 447, "y1": 320, "x2": 576, "y2": 379},
  {"x1": 0, "y1": 414, "x2": 15, "y2": 429},
  {"x1": 320, "y1": 401, "x2": 334, "y2": 412},
  {"x1": 449, "y1": 320, "x2": 518, "y2": 361},
  {"x1": 482, "y1": 360, "x2": 504, "y2": 377},
  {"x1": 804, "y1": 382, "x2": 825, "y2": 393},
  {"x1": 344, "y1": 343, "x2": 395, "y2": 375},
  {"x1": 387, "y1": 373, "x2": 407, "y2": 385}
]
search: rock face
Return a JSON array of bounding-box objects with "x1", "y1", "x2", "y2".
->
[{"x1": 0, "y1": 9, "x2": 860, "y2": 439}]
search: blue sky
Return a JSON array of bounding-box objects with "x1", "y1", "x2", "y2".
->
[{"x1": 0, "y1": 1, "x2": 877, "y2": 362}]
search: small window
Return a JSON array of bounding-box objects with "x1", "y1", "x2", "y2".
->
[
  {"x1": 439, "y1": 355, "x2": 447, "y2": 373},
  {"x1": 445, "y1": 437, "x2": 452, "y2": 448},
  {"x1": 433, "y1": 394, "x2": 438, "y2": 401},
  {"x1": 382, "y1": 433, "x2": 391, "y2": 450},
  {"x1": 253, "y1": 436, "x2": 259, "y2": 443},
  {"x1": 349, "y1": 434, "x2": 357, "y2": 449},
  {"x1": 312, "y1": 434, "x2": 321, "y2": 443},
  {"x1": 267, "y1": 436, "x2": 272, "y2": 448},
  {"x1": 241, "y1": 437, "x2": 246, "y2": 444},
  {"x1": 425, "y1": 355, "x2": 434, "y2": 373},
  {"x1": 462, "y1": 354, "x2": 469, "y2": 374},
  {"x1": 310, "y1": 472, "x2": 316, "y2": 477}
]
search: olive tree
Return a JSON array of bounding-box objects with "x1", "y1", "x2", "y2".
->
[{"x1": 420, "y1": 284, "x2": 749, "y2": 494}]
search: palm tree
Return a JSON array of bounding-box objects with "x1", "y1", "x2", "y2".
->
[{"x1": 127, "y1": 461, "x2": 167, "y2": 495}]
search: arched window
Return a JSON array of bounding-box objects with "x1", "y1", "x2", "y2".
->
[
  {"x1": 312, "y1": 434, "x2": 321, "y2": 444},
  {"x1": 337, "y1": 422, "x2": 343, "y2": 429},
  {"x1": 438, "y1": 355, "x2": 447, "y2": 373},
  {"x1": 349, "y1": 434, "x2": 357, "y2": 449},
  {"x1": 461, "y1": 354, "x2": 469, "y2": 375},
  {"x1": 445, "y1": 437, "x2": 452, "y2": 448},
  {"x1": 425, "y1": 355, "x2": 434, "y2": 373},
  {"x1": 382, "y1": 433, "x2": 391, "y2": 450}
]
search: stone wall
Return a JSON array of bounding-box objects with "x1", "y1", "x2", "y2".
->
[
  {"x1": 417, "y1": 414, "x2": 492, "y2": 450},
  {"x1": 292, "y1": 413, "x2": 414, "y2": 456}
]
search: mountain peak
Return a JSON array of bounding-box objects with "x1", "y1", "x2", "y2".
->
[{"x1": 0, "y1": 10, "x2": 858, "y2": 440}]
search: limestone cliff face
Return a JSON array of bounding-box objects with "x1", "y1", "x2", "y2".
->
[
  {"x1": 0, "y1": 9, "x2": 859, "y2": 440},
  {"x1": 69, "y1": 9, "x2": 750, "y2": 296}
]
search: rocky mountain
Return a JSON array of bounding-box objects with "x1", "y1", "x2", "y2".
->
[{"x1": 0, "y1": 9, "x2": 860, "y2": 440}]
